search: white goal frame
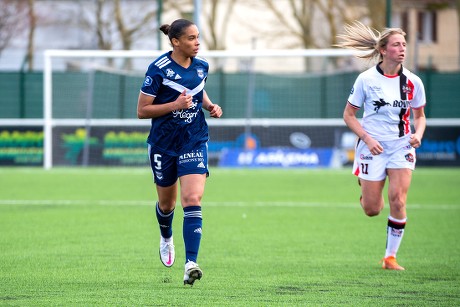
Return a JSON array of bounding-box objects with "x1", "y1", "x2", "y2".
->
[
  {"x1": 42, "y1": 48, "x2": 361, "y2": 169},
  {"x1": 40, "y1": 49, "x2": 460, "y2": 169}
]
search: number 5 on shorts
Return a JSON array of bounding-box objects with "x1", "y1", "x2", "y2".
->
[{"x1": 154, "y1": 154, "x2": 162, "y2": 170}]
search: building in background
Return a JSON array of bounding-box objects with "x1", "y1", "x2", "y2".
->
[
  {"x1": 0, "y1": 0, "x2": 458, "y2": 72},
  {"x1": 392, "y1": 0, "x2": 459, "y2": 71}
]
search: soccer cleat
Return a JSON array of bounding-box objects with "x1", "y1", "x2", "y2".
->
[
  {"x1": 183, "y1": 261, "x2": 202, "y2": 286},
  {"x1": 159, "y1": 236, "x2": 175, "y2": 267},
  {"x1": 381, "y1": 256, "x2": 405, "y2": 271}
]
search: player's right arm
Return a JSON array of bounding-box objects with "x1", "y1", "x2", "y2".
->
[
  {"x1": 137, "y1": 90, "x2": 192, "y2": 119},
  {"x1": 343, "y1": 103, "x2": 383, "y2": 155}
]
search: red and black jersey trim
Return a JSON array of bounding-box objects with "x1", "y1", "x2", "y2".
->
[
  {"x1": 399, "y1": 72, "x2": 413, "y2": 137},
  {"x1": 347, "y1": 101, "x2": 360, "y2": 109}
]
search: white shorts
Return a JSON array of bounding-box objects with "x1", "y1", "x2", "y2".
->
[{"x1": 353, "y1": 137, "x2": 416, "y2": 181}]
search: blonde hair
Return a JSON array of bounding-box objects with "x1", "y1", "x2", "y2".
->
[{"x1": 336, "y1": 21, "x2": 406, "y2": 62}]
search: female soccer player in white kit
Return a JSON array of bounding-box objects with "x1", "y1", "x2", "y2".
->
[{"x1": 337, "y1": 21, "x2": 426, "y2": 270}]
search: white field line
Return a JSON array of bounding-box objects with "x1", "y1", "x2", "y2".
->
[{"x1": 0, "y1": 200, "x2": 458, "y2": 210}]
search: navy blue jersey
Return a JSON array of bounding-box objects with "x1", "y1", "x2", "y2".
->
[{"x1": 140, "y1": 51, "x2": 209, "y2": 155}]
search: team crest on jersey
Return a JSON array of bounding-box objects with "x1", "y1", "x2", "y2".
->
[
  {"x1": 405, "y1": 153, "x2": 414, "y2": 163},
  {"x1": 166, "y1": 68, "x2": 175, "y2": 78},
  {"x1": 197, "y1": 69, "x2": 204, "y2": 79},
  {"x1": 402, "y1": 84, "x2": 413, "y2": 95},
  {"x1": 143, "y1": 76, "x2": 152, "y2": 86}
]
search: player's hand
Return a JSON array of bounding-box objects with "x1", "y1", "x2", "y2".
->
[
  {"x1": 175, "y1": 90, "x2": 193, "y2": 110},
  {"x1": 207, "y1": 103, "x2": 223, "y2": 118},
  {"x1": 365, "y1": 136, "x2": 383, "y2": 155},
  {"x1": 409, "y1": 134, "x2": 422, "y2": 148}
]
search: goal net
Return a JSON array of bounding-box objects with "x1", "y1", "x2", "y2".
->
[{"x1": 43, "y1": 48, "x2": 365, "y2": 169}]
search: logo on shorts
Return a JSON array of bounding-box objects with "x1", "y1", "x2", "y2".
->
[
  {"x1": 197, "y1": 162, "x2": 205, "y2": 168},
  {"x1": 405, "y1": 153, "x2": 414, "y2": 163},
  {"x1": 360, "y1": 154, "x2": 373, "y2": 160},
  {"x1": 155, "y1": 171, "x2": 164, "y2": 180}
]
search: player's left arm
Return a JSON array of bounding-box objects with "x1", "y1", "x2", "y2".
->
[
  {"x1": 202, "y1": 90, "x2": 223, "y2": 118},
  {"x1": 410, "y1": 107, "x2": 426, "y2": 148}
]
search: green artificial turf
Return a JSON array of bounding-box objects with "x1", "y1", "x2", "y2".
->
[{"x1": 0, "y1": 167, "x2": 459, "y2": 306}]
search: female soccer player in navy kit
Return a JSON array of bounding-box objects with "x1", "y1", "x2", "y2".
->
[
  {"x1": 337, "y1": 21, "x2": 426, "y2": 270},
  {"x1": 137, "y1": 19, "x2": 222, "y2": 285}
]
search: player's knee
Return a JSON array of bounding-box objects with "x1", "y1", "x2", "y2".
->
[
  {"x1": 182, "y1": 193, "x2": 202, "y2": 206},
  {"x1": 363, "y1": 207, "x2": 381, "y2": 217},
  {"x1": 159, "y1": 200, "x2": 176, "y2": 213},
  {"x1": 362, "y1": 202, "x2": 383, "y2": 216},
  {"x1": 389, "y1": 197, "x2": 406, "y2": 213}
]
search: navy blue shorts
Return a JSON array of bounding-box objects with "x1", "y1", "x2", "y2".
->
[{"x1": 148, "y1": 143, "x2": 209, "y2": 187}]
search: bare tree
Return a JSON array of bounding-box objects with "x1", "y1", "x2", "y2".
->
[
  {"x1": 202, "y1": 0, "x2": 238, "y2": 50},
  {"x1": 75, "y1": 0, "x2": 158, "y2": 68},
  {"x1": 262, "y1": 0, "x2": 317, "y2": 49},
  {"x1": 0, "y1": 0, "x2": 28, "y2": 56},
  {"x1": 95, "y1": 0, "x2": 114, "y2": 50},
  {"x1": 113, "y1": 0, "x2": 157, "y2": 51},
  {"x1": 365, "y1": 0, "x2": 386, "y2": 30},
  {"x1": 25, "y1": 0, "x2": 37, "y2": 71},
  {"x1": 159, "y1": 0, "x2": 238, "y2": 50},
  {"x1": 316, "y1": 0, "x2": 341, "y2": 47},
  {"x1": 80, "y1": 0, "x2": 158, "y2": 52}
]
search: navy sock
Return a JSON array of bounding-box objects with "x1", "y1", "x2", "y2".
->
[
  {"x1": 156, "y1": 202, "x2": 174, "y2": 239},
  {"x1": 183, "y1": 206, "x2": 202, "y2": 263}
]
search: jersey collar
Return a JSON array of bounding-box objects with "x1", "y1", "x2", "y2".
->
[{"x1": 376, "y1": 62, "x2": 403, "y2": 78}]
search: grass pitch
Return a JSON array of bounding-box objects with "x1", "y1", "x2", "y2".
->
[{"x1": 0, "y1": 167, "x2": 459, "y2": 306}]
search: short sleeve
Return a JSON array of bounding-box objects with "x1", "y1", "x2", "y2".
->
[
  {"x1": 411, "y1": 76, "x2": 426, "y2": 109},
  {"x1": 140, "y1": 64, "x2": 163, "y2": 97},
  {"x1": 347, "y1": 73, "x2": 365, "y2": 109}
]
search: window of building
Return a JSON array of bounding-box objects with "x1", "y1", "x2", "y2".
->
[
  {"x1": 397, "y1": 10, "x2": 437, "y2": 43},
  {"x1": 417, "y1": 11, "x2": 437, "y2": 43},
  {"x1": 401, "y1": 11, "x2": 409, "y2": 41}
]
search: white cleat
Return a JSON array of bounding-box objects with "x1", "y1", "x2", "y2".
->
[
  {"x1": 159, "y1": 236, "x2": 175, "y2": 267},
  {"x1": 183, "y1": 261, "x2": 202, "y2": 286}
]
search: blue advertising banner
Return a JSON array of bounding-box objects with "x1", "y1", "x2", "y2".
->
[
  {"x1": 1, "y1": 125, "x2": 459, "y2": 167},
  {"x1": 219, "y1": 148, "x2": 335, "y2": 168}
]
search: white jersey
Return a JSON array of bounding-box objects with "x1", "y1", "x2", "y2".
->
[{"x1": 347, "y1": 65, "x2": 426, "y2": 142}]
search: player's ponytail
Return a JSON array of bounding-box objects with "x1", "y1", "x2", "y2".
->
[
  {"x1": 335, "y1": 20, "x2": 406, "y2": 62},
  {"x1": 159, "y1": 24, "x2": 171, "y2": 36}
]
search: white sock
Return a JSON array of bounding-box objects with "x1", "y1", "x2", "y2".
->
[{"x1": 385, "y1": 216, "x2": 407, "y2": 258}]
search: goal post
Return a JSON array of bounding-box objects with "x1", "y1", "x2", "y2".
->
[{"x1": 42, "y1": 48, "x2": 367, "y2": 169}]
